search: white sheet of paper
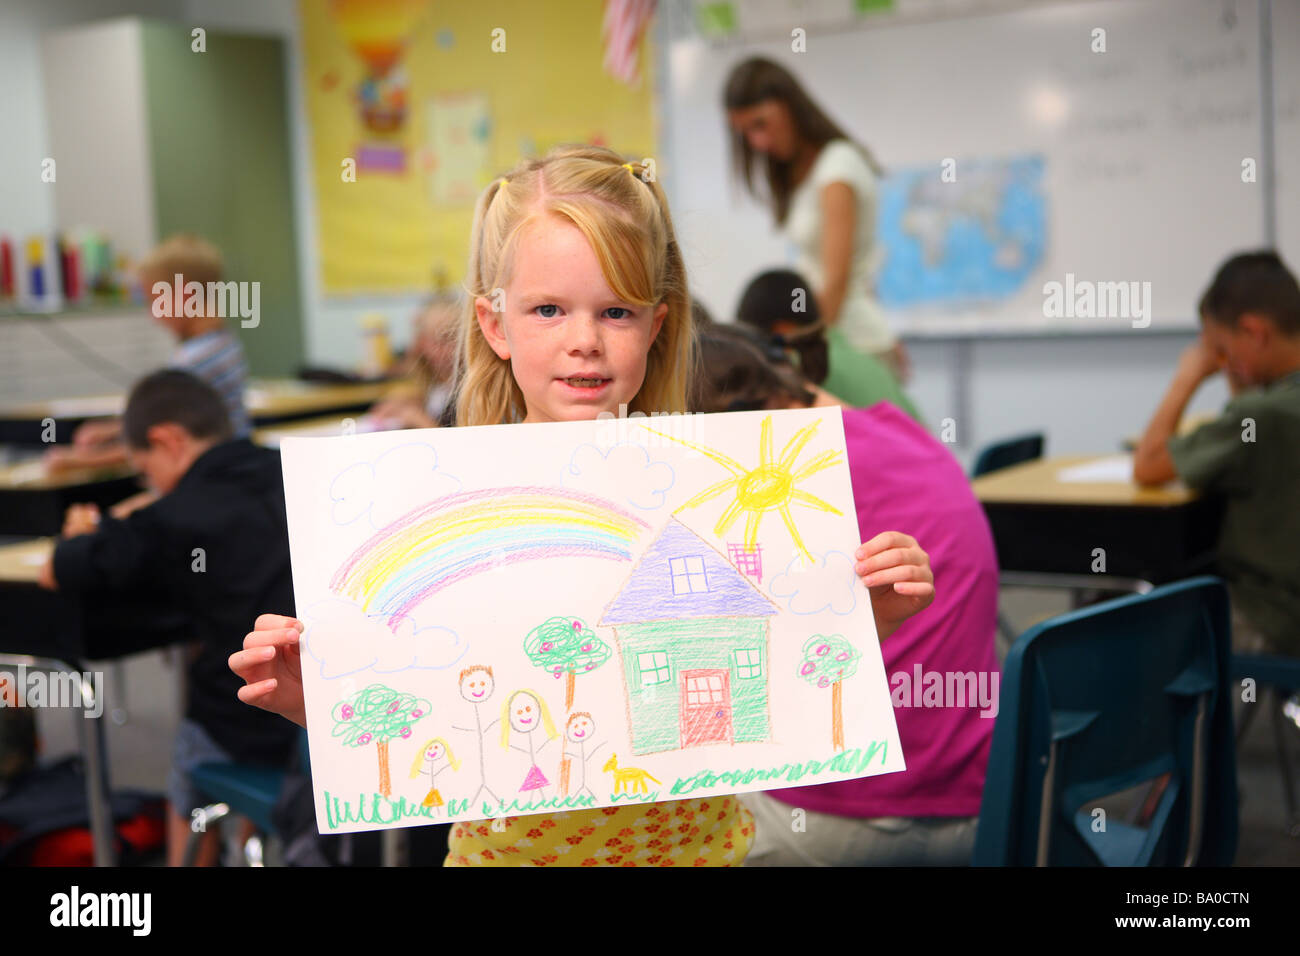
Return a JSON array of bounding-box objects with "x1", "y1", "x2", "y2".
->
[
  {"x1": 257, "y1": 415, "x2": 383, "y2": 447},
  {"x1": 280, "y1": 407, "x2": 904, "y2": 833},
  {"x1": 1056, "y1": 455, "x2": 1135, "y2": 483},
  {"x1": 4, "y1": 460, "x2": 47, "y2": 486},
  {"x1": 44, "y1": 395, "x2": 124, "y2": 418}
]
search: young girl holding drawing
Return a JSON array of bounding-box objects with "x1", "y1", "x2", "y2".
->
[{"x1": 230, "y1": 145, "x2": 935, "y2": 866}]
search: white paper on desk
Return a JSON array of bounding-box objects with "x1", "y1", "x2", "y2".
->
[
  {"x1": 257, "y1": 415, "x2": 383, "y2": 447},
  {"x1": 4, "y1": 460, "x2": 48, "y2": 486},
  {"x1": 242, "y1": 386, "x2": 280, "y2": 410},
  {"x1": 244, "y1": 381, "x2": 315, "y2": 410},
  {"x1": 1057, "y1": 455, "x2": 1134, "y2": 483},
  {"x1": 278, "y1": 408, "x2": 902, "y2": 833},
  {"x1": 45, "y1": 396, "x2": 124, "y2": 418}
]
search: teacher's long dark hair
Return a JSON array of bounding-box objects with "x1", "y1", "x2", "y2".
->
[{"x1": 723, "y1": 57, "x2": 883, "y2": 226}]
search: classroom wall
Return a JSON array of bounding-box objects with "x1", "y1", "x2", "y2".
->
[
  {"x1": 178, "y1": 0, "x2": 429, "y2": 369},
  {"x1": 39, "y1": 19, "x2": 158, "y2": 264},
  {"x1": 2, "y1": 0, "x2": 421, "y2": 375},
  {"x1": 904, "y1": 334, "x2": 1230, "y2": 464},
  {"x1": 140, "y1": 19, "x2": 306, "y2": 376},
  {"x1": 0, "y1": 0, "x2": 174, "y2": 243},
  {"x1": 2, "y1": 0, "x2": 1238, "y2": 460},
  {"x1": 656, "y1": 1, "x2": 1237, "y2": 460}
]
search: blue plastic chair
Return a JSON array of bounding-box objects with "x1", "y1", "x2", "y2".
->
[
  {"x1": 1230, "y1": 653, "x2": 1300, "y2": 836},
  {"x1": 973, "y1": 576, "x2": 1237, "y2": 866},
  {"x1": 182, "y1": 728, "x2": 309, "y2": 866},
  {"x1": 970, "y1": 432, "x2": 1044, "y2": 478}
]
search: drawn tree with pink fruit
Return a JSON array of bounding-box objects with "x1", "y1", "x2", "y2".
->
[
  {"x1": 331, "y1": 684, "x2": 431, "y2": 798},
  {"x1": 798, "y1": 635, "x2": 860, "y2": 751},
  {"x1": 523, "y1": 616, "x2": 611, "y2": 795}
]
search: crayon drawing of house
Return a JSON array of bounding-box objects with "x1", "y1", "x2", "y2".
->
[{"x1": 599, "y1": 518, "x2": 779, "y2": 755}]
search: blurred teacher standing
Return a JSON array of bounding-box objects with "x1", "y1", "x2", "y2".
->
[{"x1": 724, "y1": 57, "x2": 909, "y2": 384}]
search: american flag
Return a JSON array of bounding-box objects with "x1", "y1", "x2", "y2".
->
[{"x1": 602, "y1": 0, "x2": 656, "y2": 86}]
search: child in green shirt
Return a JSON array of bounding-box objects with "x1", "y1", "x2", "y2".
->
[
  {"x1": 735, "y1": 269, "x2": 923, "y2": 423},
  {"x1": 1134, "y1": 250, "x2": 1300, "y2": 654}
]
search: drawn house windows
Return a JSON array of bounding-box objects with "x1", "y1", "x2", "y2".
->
[
  {"x1": 727, "y1": 543, "x2": 763, "y2": 583},
  {"x1": 669, "y1": 556, "x2": 709, "y2": 595},
  {"x1": 685, "y1": 672, "x2": 726, "y2": 706},
  {"x1": 601, "y1": 518, "x2": 780, "y2": 755},
  {"x1": 733, "y1": 647, "x2": 763, "y2": 680},
  {"x1": 637, "y1": 651, "x2": 671, "y2": 687}
]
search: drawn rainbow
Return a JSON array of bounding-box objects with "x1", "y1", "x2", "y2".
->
[{"x1": 331, "y1": 486, "x2": 651, "y2": 628}]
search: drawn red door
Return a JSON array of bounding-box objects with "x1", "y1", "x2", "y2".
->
[{"x1": 680, "y1": 669, "x2": 732, "y2": 748}]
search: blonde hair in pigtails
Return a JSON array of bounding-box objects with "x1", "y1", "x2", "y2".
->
[
  {"x1": 456, "y1": 175, "x2": 528, "y2": 427},
  {"x1": 455, "y1": 146, "x2": 696, "y2": 426}
]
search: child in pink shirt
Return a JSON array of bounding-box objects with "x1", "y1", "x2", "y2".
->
[{"x1": 697, "y1": 325, "x2": 999, "y2": 865}]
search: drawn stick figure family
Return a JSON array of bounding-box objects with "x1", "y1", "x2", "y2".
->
[{"x1": 431, "y1": 664, "x2": 608, "y2": 814}]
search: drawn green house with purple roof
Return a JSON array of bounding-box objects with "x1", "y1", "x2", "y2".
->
[{"x1": 599, "y1": 517, "x2": 779, "y2": 755}]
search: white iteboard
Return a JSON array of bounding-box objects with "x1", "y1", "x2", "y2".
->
[{"x1": 666, "y1": 0, "x2": 1269, "y2": 335}]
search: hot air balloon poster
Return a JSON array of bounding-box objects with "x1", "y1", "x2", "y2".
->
[
  {"x1": 301, "y1": 0, "x2": 657, "y2": 293},
  {"x1": 279, "y1": 408, "x2": 905, "y2": 833}
]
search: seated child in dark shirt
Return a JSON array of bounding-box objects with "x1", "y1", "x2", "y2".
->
[{"x1": 40, "y1": 369, "x2": 298, "y2": 865}]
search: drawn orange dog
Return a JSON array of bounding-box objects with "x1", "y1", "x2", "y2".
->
[{"x1": 602, "y1": 753, "x2": 661, "y2": 794}]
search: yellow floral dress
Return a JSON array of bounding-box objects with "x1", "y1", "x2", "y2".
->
[{"x1": 445, "y1": 799, "x2": 754, "y2": 866}]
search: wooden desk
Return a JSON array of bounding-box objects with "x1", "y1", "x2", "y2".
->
[
  {"x1": 253, "y1": 413, "x2": 365, "y2": 446},
  {"x1": 0, "y1": 459, "x2": 141, "y2": 537},
  {"x1": 0, "y1": 378, "x2": 396, "y2": 444},
  {"x1": 973, "y1": 456, "x2": 1222, "y2": 585},
  {"x1": 0, "y1": 458, "x2": 134, "y2": 490},
  {"x1": 0, "y1": 539, "x2": 81, "y2": 665},
  {"x1": 0, "y1": 388, "x2": 396, "y2": 534},
  {"x1": 0, "y1": 394, "x2": 126, "y2": 444},
  {"x1": 244, "y1": 379, "x2": 392, "y2": 424},
  {"x1": 973, "y1": 456, "x2": 1198, "y2": 507},
  {"x1": 0, "y1": 536, "x2": 54, "y2": 583},
  {"x1": 252, "y1": 411, "x2": 399, "y2": 447}
]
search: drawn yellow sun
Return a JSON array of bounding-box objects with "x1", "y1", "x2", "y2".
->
[{"x1": 643, "y1": 414, "x2": 844, "y2": 562}]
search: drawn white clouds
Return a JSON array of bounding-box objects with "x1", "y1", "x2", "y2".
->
[
  {"x1": 329, "y1": 442, "x2": 461, "y2": 529},
  {"x1": 561, "y1": 442, "x2": 675, "y2": 510},
  {"x1": 768, "y1": 551, "x2": 859, "y2": 616},
  {"x1": 300, "y1": 597, "x2": 468, "y2": 679}
]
